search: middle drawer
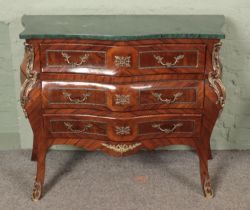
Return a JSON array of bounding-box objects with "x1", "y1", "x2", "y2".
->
[{"x1": 42, "y1": 80, "x2": 204, "y2": 111}]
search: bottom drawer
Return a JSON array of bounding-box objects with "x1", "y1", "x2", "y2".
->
[{"x1": 44, "y1": 114, "x2": 202, "y2": 142}]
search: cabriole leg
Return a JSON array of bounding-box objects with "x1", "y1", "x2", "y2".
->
[
  {"x1": 199, "y1": 157, "x2": 213, "y2": 198},
  {"x1": 32, "y1": 149, "x2": 46, "y2": 201},
  {"x1": 31, "y1": 136, "x2": 38, "y2": 161},
  {"x1": 196, "y1": 141, "x2": 214, "y2": 198}
]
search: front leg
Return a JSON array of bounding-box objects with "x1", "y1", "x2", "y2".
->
[
  {"x1": 196, "y1": 141, "x2": 214, "y2": 198},
  {"x1": 199, "y1": 156, "x2": 213, "y2": 198},
  {"x1": 208, "y1": 143, "x2": 213, "y2": 160},
  {"x1": 31, "y1": 136, "x2": 38, "y2": 161},
  {"x1": 32, "y1": 144, "x2": 47, "y2": 201}
]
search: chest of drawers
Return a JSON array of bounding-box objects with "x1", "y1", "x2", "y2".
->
[{"x1": 19, "y1": 15, "x2": 225, "y2": 201}]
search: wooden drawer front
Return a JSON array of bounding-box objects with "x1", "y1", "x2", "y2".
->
[
  {"x1": 136, "y1": 115, "x2": 201, "y2": 140},
  {"x1": 47, "y1": 118, "x2": 107, "y2": 140},
  {"x1": 42, "y1": 80, "x2": 203, "y2": 110},
  {"x1": 137, "y1": 118, "x2": 199, "y2": 139},
  {"x1": 138, "y1": 80, "x2": 203, "y2": 109},
  {"x1": 44, "y1": 114, "x2": 201, "y2": 141},
  {"x1": 40, "y1": 44, "x2": 109, "y2": 73},
  {"x1": 138, "y1": 44, "x2": 205, "y2": 73},
  {"x1": 42, "y1": 81, "x2": 108, "y2": 109},
  {"x1": 40, "y1": 43, "x2": 205, "y2": 75}
]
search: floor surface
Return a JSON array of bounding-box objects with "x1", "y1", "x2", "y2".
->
[{"x1": 0, "y1": 150, "x2": 249, "y2": 210}]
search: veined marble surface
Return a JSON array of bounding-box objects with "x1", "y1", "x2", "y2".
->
[{"x1": 20, "y1": 15, "x2": 225, "y2": 40}]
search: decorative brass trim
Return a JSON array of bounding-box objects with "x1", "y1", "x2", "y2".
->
[
  {"x1": 62, "y1": 91, "x2": 91, "y2": 104},
  {"x1": 61, "y1": 52, "x2": 89, "y2": 66},
  {"x1": 152, "y1": 92, "x2": 183, "y2": 104},
  {"x1": 24, "y1": 43, "x2": 34, "y2": 78},
  {"x1": 153, "y1": 54, "x2": 184, "y2": 67},
  {"x1": 152, "y1": 123, "x2": 183, "y2": 134},
  {"x1": 208, "y1": 42, "x2": 226, "y2": 108},
  {"x1": 102, "y1": 143, "x2": 141, "y2": 153},
  {"x1": 20, "y1": 72, "x2": 38, "y2": 118},
  {"x1": 20, "y1": 43, "x2": 38, "y2": 118},
  {"x1": 32, "y1": 181, "x2": 42, "y2": 201},
  {"x1": 114, "y1": 56, "x2": 131, "y2": 67},
  {"x1": 64, "y1": 122, "x2": 93, "y2": 133},
  {"x1": 203, "y1": 177, "x2": 214, "y2": 199},
  {"x1": 115, "y1": 94, "x2": 130, "y2": 105},
  {"x1": 115, "y1": 126, "x2": 131, "y2": 135}
]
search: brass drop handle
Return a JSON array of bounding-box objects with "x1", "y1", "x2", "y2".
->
[
  {"x1": 153, "y1": 54, "x2": 184, "y2": 67},
  {"x1": 64, "y1": 122, "x2": 93, "y2": 133},
  {"x1": 102, "y1": 143, "x2": 141, "y2": 153},
  {"x1": 63, "y1": 91, "x2": 91, "y2": 104},
  {"x1": 61, "y1": 52, "x2": 89, "y2": 66},
  {"x1": 152, "y1": 123, "x2": 183, "y2": 134},
  {"x1": 152, "y1": 92, "x2": 183, "y2": 104}
]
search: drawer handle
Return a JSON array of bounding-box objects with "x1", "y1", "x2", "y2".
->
[
  {"x1": 61, "y1": 52, "x2": 89, "y2": 66},
  {"x1": 153, "y1": 54, "x2": 184, "y2": 67},
  {"x1": 64, "y1": 122, "x2": 93, "y2": 133},
  {"x1": 114, "y1": 56, "x2": 131, "y2": 67},
  {"x1": 152, "y1": 123, "x2": 183, "y2": 134},
  {"x1": 115, "y1": 126, "x2": 131, "y2": 135},
  {"x1": 152, "y1": 92, "x2": 183, "y2": 104},
  {"x1": 115, "y1": 94, "x2": 130, "y2": 105},
  {"x1": 63, "y1": 91, "x2": 91, "y2": 104},
  {"x1": 102, "y1": 143, "x2": 141, "y2": 153}
]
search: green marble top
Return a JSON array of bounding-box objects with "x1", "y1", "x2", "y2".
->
[{"x1": 19, "y1": 15, "x2": 225, "y2": 40}]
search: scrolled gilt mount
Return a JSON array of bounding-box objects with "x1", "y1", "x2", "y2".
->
[
  {"x1": 24, "y1": 42, "x2": 34, "y2": 77},
  {"x1": 102, "y1": 143, "x2": 141, "y2": 153},
  {"x1": 203, "y1": 176, "x2": 214, "y2": 198},
  {"x1": 32, "y1": 181, "x2": 42, "y2": 201},
  {"x1": 20, "y1": 43, "x2": 38, "y2": 117},
  {"x1": 208, "y1": 42, "x2": 226, "y2": 108}
]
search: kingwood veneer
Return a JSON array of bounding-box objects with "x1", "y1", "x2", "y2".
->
[{"x1": 19, "y1": 15, "x2": 226, "y2": 200}]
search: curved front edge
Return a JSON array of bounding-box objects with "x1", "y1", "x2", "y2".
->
[
  {"x1": 20, "y1": 72, "x2": 38, "y2": 117},
  {"x1": 20, "y1": 43, "x2": 38, "y2": 118},
  {"x1": 195, "y1": 41, "x2": 226, "y2": 198},
  {"x1": 202, "y1": 41, "x2": 226, "y2": 160},
  {"x1": 20, "y1": 42, "x2": 34, "y2": 77},
  {"x1": 208, "y1": 42, "x2": 226, "y2": 110}
]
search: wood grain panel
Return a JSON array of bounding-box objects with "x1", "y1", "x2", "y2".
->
[
  {"x1": 42, "y1": 80, "x2": 204, "y2": 110},
  {"x1": 44, "y1": 113, "x2": 201, "y2": 141},
  {"x1": 138, "y1": 44, "x2": 205, "y2": 74}
]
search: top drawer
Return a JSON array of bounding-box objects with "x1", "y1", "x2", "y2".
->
[
  {"x1": 138, "y1": 44, "x2": 205, "y2": 72},
  {"x1": 40, "y1": 44, "x2": 110, "y2": 74},
  {"x1": 40, "y1": 43, "x2": 206, "y2": 75}
]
